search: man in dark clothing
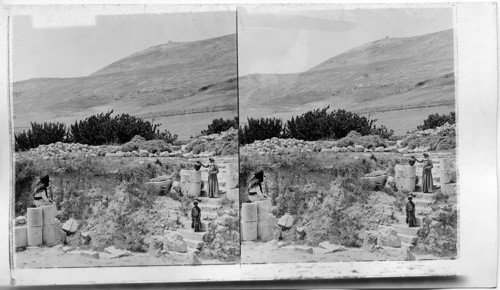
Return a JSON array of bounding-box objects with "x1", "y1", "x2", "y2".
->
[
  {"x1": 191, "y1": 201, "x2": 202, "y2": 232},
  {"x1": 406, "y1": 196, "x2": 417, "y2": 227}
]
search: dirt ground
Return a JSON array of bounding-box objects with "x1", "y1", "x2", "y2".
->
[
  {"x1": 14, "y1": 246, "x2": 232, "y2": 269},
  {"x1": 241, "y1": 241, "x2": 442, "y2": 264}
]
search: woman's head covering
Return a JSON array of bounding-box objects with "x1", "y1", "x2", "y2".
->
[
  {"x1": 39, "y1": 175, "x2": 50, "y2": 184},
  {"x1": 209, "y1": 157, "x2": 215, "y2": 162},
  {"x1": 410, "y1": 156, "x2": 416, "y2": 159},
  {"x1": 408, "y1": 196, "x2": 413, "y2": 200},
  {"x1": 193, "y1": 201, "x2": 198, "y2": 206},
  {"x1": 423, "y1": 153, "x2": 429, "y2": 158}
]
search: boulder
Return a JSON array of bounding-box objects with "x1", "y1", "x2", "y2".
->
[
  {"x1": 277, "y1": 214, "x2": 294, "y2": 229},
  {"x1": 386, "y1": 176, "x2": 396, "y2": 188},
  {"x1": 318, "y1": 241, "x2": 346, "y2": 253},
  {"x1": 80, "y1": 231, "x2": 91, "y2": 245},
  {"x1": 400, "y1": 246, "x2": 416, "y2": 261},
  {"x1": 296, "y1": 227, "x2": 306, "y2": 240},
  {"x1": 362, "y1": 230, "x2": 379, "y2": 252},
  {"x1": 159, "y1": 151, "x2": 170, "y2": 157},
  {"x1": 375, "y1": 146, "x2": 385, "y2": 152},
  {"x1": 62, "y1": 218, "x2": 79, "y2": 234},
  {"x1": 183, "y1": 251, "x2": 202, "y2": 265},
  {"x1": 103, "y1": 246, "x2": 132, "y2": 259},
  {"x1": 398, "y1": 148, "x2": 409, "y2": 154},
  {"x1": 139, "y1": 150, "x2": 149, "y2": 157},
  {"x1": 354, "y1": 145, "x2": 364, "y2": 152},
  {"x1": 347, "y1": 146, "x2": 355, "y2": 152},
  {"x1": 163, "y1": 231, "x2": 187, "y2": 253},
  {"x1": 359, "y1": 175, "x2": 387, "y2": 190},
  {"x1": 377, "y1": 226, "x2": 401, "y2": 248}
]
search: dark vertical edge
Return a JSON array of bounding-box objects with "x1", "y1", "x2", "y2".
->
[
  {"x1": 235, "y1": 8, "x2": 242, "y2": 260},
  {"x1": 7, "y1": 14, "x2": 14, "y2": 277}
]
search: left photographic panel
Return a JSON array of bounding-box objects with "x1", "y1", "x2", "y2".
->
[{"x1": 10, "y1": 11, "x2": 239, "y2": 268}]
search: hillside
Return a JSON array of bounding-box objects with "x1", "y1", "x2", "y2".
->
[
  {"x1": 239, "y1": 29, "x2": 455, "y2": 134},
  {"x1": 13, "y1": 34, "x2": 237, "y2": 139}
]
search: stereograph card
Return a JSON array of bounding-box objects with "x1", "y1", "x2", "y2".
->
[{"x1": 0, "y1": 1, "x2": 497, "y2": 287}]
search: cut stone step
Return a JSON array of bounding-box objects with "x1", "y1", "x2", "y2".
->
[
  {"x1": 177, "y1": 229, "x2": 206, "y2": 241},
  {"x1": 184, "y1": 238, "x2": 204, "y2": 250},
  {"x1": 197, "y1": 197, "x2": 223, "y2": 206},
  {"x1": 392, "y1": 224, "x2": 421, "y2": 236},
  {"x1": 409, "y1": 192, "x2": 437, "y2": 201},
  {"x1": 412, "y1": 199, "x2": 433, "y2": 207},
  {"x1": 181, "y1": 220, "x2": 210, "y2": 232},
  {"x1": 199, "y1": 204, "x2": 219, "y2": 213},
  {"x1": 201, "y1": 212, "x2": 218, "y2": 220},
  {"x1": 415, "y1": 207, "x2": 432, "y2": 215},
  {"x1": 394, "y1": 214, "x2": 424, "y2": 227},
  {"x1": 397, "y1": 232, "x2": 419, "y2": 244}
]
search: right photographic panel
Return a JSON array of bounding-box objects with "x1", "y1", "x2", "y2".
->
[{"x1": 238, "y1": 6, "x2": 457, "y2": 264}]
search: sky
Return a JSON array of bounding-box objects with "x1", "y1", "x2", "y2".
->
[
  {"x1": 12, "y1": 12, "x2": 236, "y2": 82},
  {"x1": 238, "y1": 8, "x2": 453, "y2": 76}
]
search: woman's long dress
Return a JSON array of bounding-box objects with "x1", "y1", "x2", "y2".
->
[
  {"x1": 191, "y1": 206, "x2": 202, "y2": 232},
  {"x1": 406, "y1": 201, "x2": 417, "y2": 227},
  {"x1": 208, "y1": 164, "x2": 219, "y2": 198},
  {"x1": 422, "y1": 159, "x2": 434, "y2": 193}
]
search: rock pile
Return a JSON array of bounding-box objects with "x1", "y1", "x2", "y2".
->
[
  {"x1": 26, "y1": 141, "x2": 179, "y2": 160},
  {"x1": 22, "y1": 129, "x2": 238, "y2": 160},
  {"x1": 361, "y1": 226, "x2": 416, "y2": 261},
  {"x1": 241, "y1": 137, "x2": 398, "y2": 156},
  {"x1": 202, "y1": 212, "x2": 240, "y2": 261},
  {"x1": 415, "y1": 204, "x2": 458, "y2": 256}
]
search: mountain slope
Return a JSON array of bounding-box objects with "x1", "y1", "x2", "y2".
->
[
  {"x1": 240, "y1": 29, "x2": 455, "y2": 134},
  {"x1": 13, "y1": 34, "x2": 237, "y2": 139}
]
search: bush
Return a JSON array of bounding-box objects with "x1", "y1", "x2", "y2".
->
[
  {"x1": 154, "y1": 129, "x2": 178, "y2": 143},
  {"x1": 201, "y1": 117, "x2": 238, "y2": 135},
  {"x1": 239, "y1": 117, "x2": 285, "y2": 145},
  {"x1": 284, "y1": 107, "x2": 378, "y2": 141},
  {"x1": 15, "y1": 122, "x2": 67, "y2": 151},
  {"x1": 417, "y1": 112, "x2": 455, "y2": 130},
  {"x1": 69, "y1": 111, "x2": 160, "y2": 145},
  {"x1": 284, "y1": 107, "x2": 335, "y2": 141},
  {"x1": 370, "y1": 124, "x2": 394, "y2": 139}
]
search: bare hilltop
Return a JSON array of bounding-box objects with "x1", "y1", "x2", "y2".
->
[
  {"x1": 240, "y1": 29, "x2": 455, "y2": 135},
  {"x1": 13, "y1": 34, "x2": 237, "y2": 139}
]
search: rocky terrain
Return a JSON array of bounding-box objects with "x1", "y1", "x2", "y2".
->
[
  {"x1": 23, "y1": 128, "x2": 238, "y2": 160},
  {"x1": 13, "y1": 34, "x2": 237, "y2": 139},
  {"x1": 240, "y1": 29, "x2": 454, "y2": 135},
  {"x1": 13, "y1": 130, "x2": 239, "y2": 268},
  {"x1": 241, "y1": 123, "x2": 455, "y2": 156},
  {"x1": 239, "y1": 125, "x2": 457, "y2": 264}
]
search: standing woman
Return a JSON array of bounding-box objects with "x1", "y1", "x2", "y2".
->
[
  {"x1": 420, "y1": 153, "x2": 434, "y2": 193},
  {"x1": 201, "y1": 158, "x2": 219, "y2": 198}
]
